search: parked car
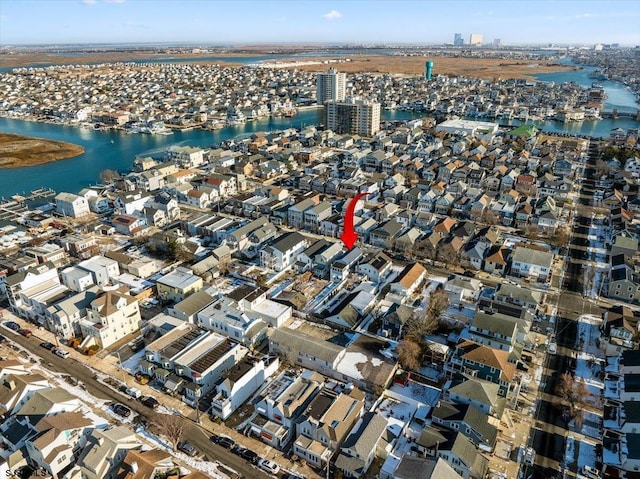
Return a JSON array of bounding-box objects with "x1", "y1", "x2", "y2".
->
[
  {"x1": 18, "y1": 329, "x2": 32, "y2": 338},
  {"x1": 54, "y1": 348, "x2": 70, "y2": 359},
  {"x1": 231, "y1": 444, "x2": 247, "y2": 456},
  {"x1": 40, "y1": 341, "x2": 55, "y2": 350},
  {"x1": 125, "y1": 387, "x2": 142, "y2": 399},
  {"x1": 0, "y1": 335, "x2": 6, "y2": 344},
  {"x1": 241, "y1": 449, "x2": 259, "y2": 464},
  {"x1": 4, "y1": 321, "x2": 20, "y2": 331},
  {"x1": 177, "y1": 441, "x2": 199, "y2": 457},
  {"x1": 216, "y1": 436, "x2": 235, "y2": 449},
  {"x1": 141, "y1": 396, "x2": 159, "y2": 409},
  {"x1": 258, "y1": 459, "x2": 280, "y2": 474},
  {"x1": 112, "y1": 403, "x2": 131, "y2": 417}
]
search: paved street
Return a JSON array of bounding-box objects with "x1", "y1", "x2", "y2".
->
[
  {"x1": 523, "y1": 140, "x2": 605, "y2": 479},
  {"x1": 0, "y1": 314, "x2": 319, "y2": 479}
]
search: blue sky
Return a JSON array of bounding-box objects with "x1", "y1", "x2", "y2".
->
[{"x1": 1, "y1": 0, "x2": 639, "y2": 46}]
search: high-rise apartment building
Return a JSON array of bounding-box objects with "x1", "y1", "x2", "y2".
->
[
  {"x1": 316, "y1": 68, "x2": 346, "y2": 105},
  {"x1": 469, "y1": 33, "x2": 483, "y2": 46},
  {"x1": 454, "y1": 33, "x2": 464, "y2": 46},
  {"x1": 325, "y1": 98, "x2": 380, "y2": 137}
]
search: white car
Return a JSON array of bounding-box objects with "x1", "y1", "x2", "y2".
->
[
  {"x1": 54, "y1": 348, "x2": 70, "y2": 358},
  {"x1": 548, "y1": 343, "x2": 557, "y2": 354},
  {"x1": 258, "y1": 459, "x2": 280, "y2": 475}
]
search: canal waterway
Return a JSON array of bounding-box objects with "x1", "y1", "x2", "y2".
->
[{"x1": 0, "y1": 59, "x2": 638, "y2": 197}]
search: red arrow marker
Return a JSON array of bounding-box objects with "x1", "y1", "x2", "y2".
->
[{"x1": 340, "y1": 192, "x2": 368, "y2": 250}]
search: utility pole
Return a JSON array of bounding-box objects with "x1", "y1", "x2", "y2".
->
[{"x1": 116, "y1": 350, "x2": 127, "y2": 386}]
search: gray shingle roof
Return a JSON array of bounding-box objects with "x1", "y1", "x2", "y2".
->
[
  {"x1": 269, "y1": 327, "x2": 343, "y2": 364},
  {"x1": 340, "y1": 411, "x2": 388, "y2": 457}
]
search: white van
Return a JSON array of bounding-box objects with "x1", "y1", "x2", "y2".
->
[
  {"x1": 54, "y1": 348, "x2": 70, "y2": 359},
  {"x1": 126, "y1": 387, "x2": 142, "y2": 399}
]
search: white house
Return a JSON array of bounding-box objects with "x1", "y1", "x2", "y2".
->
[
  {"x1": 510, "y1": 245, "x2": 554, "y2": 283},
  {"x1": 55, "y1": 192, "x2": 90, "y2": 218},
  {"x1": 260, "y1": 232, "x2": 308, "y2": 272},
  {"x1": 210, "y1": 356, "x2": 279, "y2": 420},
  {"x1": 78, "y1": 255, "x2": 120, "y2": 286},
  {"x1": 79, "y1": 287, "x2": 141, "y2": 349}
]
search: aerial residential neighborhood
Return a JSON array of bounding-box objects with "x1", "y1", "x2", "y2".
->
[{"x1": 1, "y1": 2, "x2": 640, "y2": 478}]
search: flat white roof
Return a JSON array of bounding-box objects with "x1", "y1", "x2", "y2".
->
[{"x1": 157, "y1": 267, "x2": 201, "y2": 289}]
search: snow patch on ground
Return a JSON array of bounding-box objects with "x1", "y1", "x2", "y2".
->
[
  {"x1": 121, "y1": 349, "x2": 146, "y2": 373},
  {"x1": 135, "y1": 426, "x2": 231, "y2": 478}
]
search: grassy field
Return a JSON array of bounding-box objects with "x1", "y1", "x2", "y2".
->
[
  {"x1": 0, "y1": 51, "x2": 575, "y2": 80},
  {"x1": 0, "y1": 132, "x2": 84, "y2": 169},
  {"x1": 289, "y1": 54, "x2": 576, "y2": 79}
]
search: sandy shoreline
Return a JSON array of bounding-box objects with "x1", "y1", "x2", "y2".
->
[{"x1": 0, "y1": 131, "x2": 85, "y2": 169}]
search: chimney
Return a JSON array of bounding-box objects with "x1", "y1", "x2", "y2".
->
[{"x1": 130, "y1": 461, "x2": 138, "y2": 473}]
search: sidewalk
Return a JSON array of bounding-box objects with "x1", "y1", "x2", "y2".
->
[{"x1": 2, "y1": 311, "x2": 321, "y2": 479}]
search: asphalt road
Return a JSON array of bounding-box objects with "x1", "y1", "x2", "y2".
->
[
  {"x1": 1, "y1": 328, "x2": 274, "y2": 479},
  {"x1": 528, "y1": 140, "x2": 605, "y2": 477}
]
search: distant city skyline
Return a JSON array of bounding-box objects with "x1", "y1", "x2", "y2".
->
[{"x1": 1, "y1": 0, "x2": 639, "y2": 46}]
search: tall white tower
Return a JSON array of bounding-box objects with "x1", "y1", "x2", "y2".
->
[{"x1": 316, "y1": 68, "x2": 346, "y2": 105}]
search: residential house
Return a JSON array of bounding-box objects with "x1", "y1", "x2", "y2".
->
[
  {"x1": 25, "y1": 412, "x2": 94, "y2": 478},
  {"x1": 357, "y1": 252, "x2": 392, "y2": 284},
  {"x1": 172, "y1": 333, "x2": 249, "y2": 404},
  {"x1": 210, "y1": 356, "x2": 279, "y2": 420},
  {"x1": 45, "y1": 286, "x2": 100, "y2": 339},
  {"x1": 156, "y1": 267, "x2": 204, "y2": 303},
  {"x1": 447, "y1": 378, "x2": 506, "y2": 418},
  {"x1": 80, "y1": 287, "x2": 141, "y2": 349},
  {"x1": 260, "y1": 232, "x2": 309, "y2": 272},
  {"x1": 115, "y1": 449, "x2": 176, "y2": 479},
  {"x1": 369, "y1": 220, "x2": 404, "y2": 248},
  {"x1": 431, "y1": 402, "x2": 497, "y2": 452},
  {"x1": 250, "y1": 369, "x2": 324, "y2": 449},
  {"x1": 293, "y1": 387, "x2": 365, "y2": 468},
  {"x1": 510, "y1": 245, "x2": 554, "y2": 283},
  {"x1": 78, "y1": 256, "x2": 120, "y2": 286},
  {"x1": 168, "y1": 289, "x2": 216, "y2": 324},
  {"x1": 55, "y1": 192, "x2": 90, "y2": 218},
  {"x1": 74, "y1": 426, "x2": 142, "y2": 479},
  {"x1": 415, "y1": 428, "x2": 489, "y2": 479},
  {"x1": 446, "y1": 341, "x2": 515, "y2": 397},
  {"x1": 389, "y1": 263, "x2": 427, "y2": 302},
  {"x1": 335, "y1": 412, "x2": 388, "y2": 478},
  {"x1": 196, "y1": 295, "x2": 269, "y2": 348},
  {"x1": 390, "y1": 455, "x2": 463, "y2": 479}
]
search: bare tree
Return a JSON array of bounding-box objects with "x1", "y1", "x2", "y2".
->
[
  {"x1": 551, "y1": 226, "x2": 569, "y2": 247},
  {"x1": 397, "y1": 339, "x2": 422, "y2": 371},
  {"x1": 99, "y1": 169, "x2": 120, "y2": 184},
  {"x1": 555, "y1": 373, "x2": 591, "y2": 426},
  {"x1": 437, "y1": 243, "x2": 461, "y2": 268},
  {"x1": 481, "y1": 209, "x2": 500, "y2": 226},
  {"x1": 406, "y1": 287, "x2": 450, "y2": 343},
  {"x1": 149, "y1": 413, "x2": 190, "y2": 450},
  {"x1": 426, "y1": 287, "x2": 450, "y2": 325}
]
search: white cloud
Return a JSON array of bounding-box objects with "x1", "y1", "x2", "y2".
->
[
  {"x1": 105, "y1": 0, "x2": 126, "y2": 3},
  {"x1": 323, "y1": 9, "x2": 342, "y2": 20},
  {"x1": 82, "y1": 0, "x2": 96, "y2": 4}
]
